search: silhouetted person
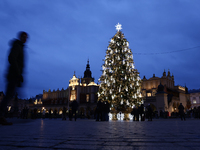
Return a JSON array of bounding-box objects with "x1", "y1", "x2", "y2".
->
[
  {"x1": 70, "y1": 100, "x2": 79, "y2": 121},
  {"x1": 53, "y1": 109, "x2": 57, "y2": 119},
  {"x1": 131, "y1": 107, "x2": 137, "y2": 121},
  {"x1": 33, "y1": 108, "x2": 37, "y2": 119},
  {"x1": 69, "y1": 109, "x2": 73, "y2": 121},
  {"x1": 135, "y1": 107, "x2": 139, "y2": 121},
  {"x1": 104, "y1": 101, "x2": 110, "y2": 121},
  {"x1": 178, "y1": 103, "x2": 185, "y2": 121},
  {"x1": 22, "y1": 106, "x2": 28, "y2": 119},
  {"x1": 159, "y1": 110, "x2": 164, "y2": 118},
  {"x1": 48, "y1": 109, "x2": 52, "y2": 119},
  {"x1": 139, "y1": 104, "x2": 145, "y2": 121},
  {"x1": 0, "y1": 31, "x2": 28, "y2": 125},
  {"x1": 62, "y1": 106, "x2": 67, "y2": 120},
  {"x1": 96, "y1": 100, "x2": 103, "y2": 121},
  {"x1": 42, "y1": 109, "x2": 45, "y2": 119},
  {"x1": 147, "y1": 104, "x2": 153, "y2": 121},
  {"x1": 198, "y1": 106, "x2": 200, "y2": 119}
]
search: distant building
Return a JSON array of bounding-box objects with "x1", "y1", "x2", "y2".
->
[
  {"x1": 189, "y1": 89, "x2": 200, "y2": 108},
  {"x1": 142, "y1": 70, "x2": 189, "y2": 116},
  {"x1": 32, "y1": 60, "x2": 99, "y2": 117},
  {"x1": 68, "y1": 60, "x2": 99, "y2": 116},
  {"x1": 32, "y1": 88, "x2": 68, "y2": 114},
  {"x1": 30, "y1": 66, "x2": 191, "y2": 118}
]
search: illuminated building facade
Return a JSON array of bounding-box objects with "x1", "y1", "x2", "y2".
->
[
  {"x1": 31, "y1": 67, "x2": 189, "y2": 117},
  {"x1": 189, "y1": 89, "x2": 200, "y2": 108},
  {"x1": 32, "y1": 60, "x2": 99, "y2": 117},
  {"x1": 68, "y1": 60, "x2": 99, "y2": 115},
  {"x1": 33, "y1": 88, "x2": 69, "y2": 114},
  {"x1": 142, "y1": 70, "x2": 188, "y2": 115}
]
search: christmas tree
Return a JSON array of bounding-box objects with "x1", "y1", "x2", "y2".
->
[{"x1": 98, "y1": 23, "x2": 142, "y2": 112}]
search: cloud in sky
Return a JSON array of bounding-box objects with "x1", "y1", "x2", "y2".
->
[{"x1": 0, "y1": 0, "x2": 200, "y2": 98}]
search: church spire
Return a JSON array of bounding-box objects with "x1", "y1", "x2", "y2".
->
[
  {"x1": 81, "y1": 60, "x2": 94, "y2": 84},
  {"x1": 86, "y1": 59, "x2": 90, "y2": 71}
]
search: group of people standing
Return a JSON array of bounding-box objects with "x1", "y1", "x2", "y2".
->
[
  {"x1": 37, "y1": 101, "x2": 79, "y2": 121},
  {"x1": 131, "y1": 104, "x2": 153, "y2": 121},
  {"x1": 95, "y1": 101, "x2": 154, "y2": 121},
  {"x1": 95, "y1": 100, "x2": 110, "y2": 121}
]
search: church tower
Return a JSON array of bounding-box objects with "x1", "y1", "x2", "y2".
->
[{"x1": 81, "y1": 60, "x2": 94, "y2": 85}]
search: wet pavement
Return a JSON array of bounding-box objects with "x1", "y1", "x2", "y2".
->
[{"x1": 0, "y1": 118, "x2": 200, "y2": 150}]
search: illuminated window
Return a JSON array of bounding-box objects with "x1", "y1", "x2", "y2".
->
[
  {"x1": 38, "y1": 99, "x2": 42, "y2": 104},
  {"x1": 34, "y1": 99, "x2": 38, "y2": 105},
  {"x1": 86, "y1": 94, "x2": 89, "y2": 102},
  {"x1": 147, "y1": 93, "x2": 152, "y2": 97},
  {"x1": 70, "y1": 90, "x2": 76, "y2": 100}
]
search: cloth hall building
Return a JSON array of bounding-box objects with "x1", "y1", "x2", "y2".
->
[
  {"x1": 32, "y1": 62, "x2": 188, "y2": 117},
  {"x1": 32, "y1": 60, "x2": 99, "y2": 117}
]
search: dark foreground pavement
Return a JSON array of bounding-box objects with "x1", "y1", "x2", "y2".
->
[{"x1": 0, "y1": 118, "x2": 200, "y2": 150}]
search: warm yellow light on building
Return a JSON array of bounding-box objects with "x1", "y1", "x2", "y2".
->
[
  {"x1": 7, "y1": 106, "x2": 11, "y2": 111},
  {"x1": 147, "y1": 93, "x2": 152, "y2": 97},
  {"x1": 178, "y1": 86, "x2": 185, "y2": 91},
  {"x1": 34, "y1": 99, "x2": 37, "y2": 105},
  {"x1": 59, "y1": 110, "x2": 62, "y2": 115},
  {"x1": 69, "y1": 74, "x2": 79, "y2": 87}
]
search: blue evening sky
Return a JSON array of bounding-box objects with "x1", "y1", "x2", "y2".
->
[{"x1": 0, "y1": 0, "x2": 200, "y2": 98}]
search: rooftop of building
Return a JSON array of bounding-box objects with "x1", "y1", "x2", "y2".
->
[{"x1": 188, "y1": 89, "x2": 200, "y2": 93}]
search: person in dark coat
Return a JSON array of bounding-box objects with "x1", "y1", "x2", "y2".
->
[
  {"x1": 147, "y1": 104, "x2": 153, "y2": 121},
  {"x1": 33, "y1": 108, "x2": 37, "y2": 119},
  {"x1": 0, "y1": 31, "x2": 28, "y2": 125},
  {"x1": 104, "y1": 101, "x2": 110, "y2": 121},
  {"x1": 96, "y1": 100, "x2": 103, "y2": 121},
  {"x1": 178, "y1": 103, "x2": 185, "y2": 121},
  {"x1": 62, "y1": 106, "x2": 67, "y2": 120},
  {"x1": 48, "y1": 109, "x2": 52, "y2": 119},
  {"x1": 131, "y1": 107, "x2": 137, "y2": 121},
  {"x1": 53, "y1": 109, "x2": 57, "y2": 119},
  {"x1": 135, "y1": 107, "x2": 140, "y2": 121},
  {"x1": 139, "y1": 104, "x2": 145, "y2": 121},
  {"x1": 70, "y1": 100, "x2": 79, "y2": 121}
]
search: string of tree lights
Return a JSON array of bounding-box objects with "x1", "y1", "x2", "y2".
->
[
  {"x1": 133, "y1": 46, "x2": 200, "y2": 55},
  {"x1": 98, "y1": 23, "x2": 143, "y2": 117}
]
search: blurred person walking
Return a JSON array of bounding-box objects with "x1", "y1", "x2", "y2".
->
[{"x1": 0, "y1": 31, "x2": 28, "y2": 125}]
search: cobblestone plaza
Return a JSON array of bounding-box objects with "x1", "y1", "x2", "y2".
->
[{"x1": 0, "y1": 118, "x2": 200, "y2": 150}]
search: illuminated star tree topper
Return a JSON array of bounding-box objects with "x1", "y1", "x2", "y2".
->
[{"x1": 115, "y1": 23, "x2": 122, "y2": 31}]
